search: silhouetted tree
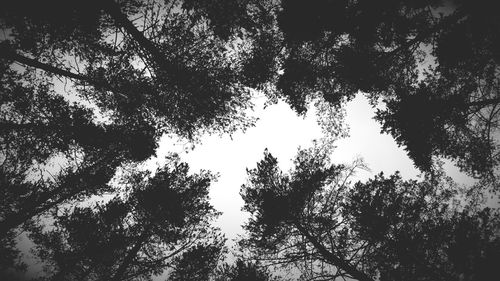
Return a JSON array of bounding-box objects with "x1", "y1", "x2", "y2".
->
[
  {"x1": 0, "y1": 0, "x2": 262, "y2": 232},
  {"x1": 240, "y1": 148, "x2": 500, "y2": 281},
  {"x1": 344, "y1": 172, "x2": 500, "y2": 281},
  {"x1": 2, "y1": 0, "x2": 500, "y2": 278},
  {"x1": 1, "y1": 0, "x2": 256, "y2": 137},
  {"x1": 184, "y1": 0, "x2": 500, "y2": 179},
  {"x1": 0, "y1": 228, "x2": 26, "y2": 277},
  {"x1": 30, "y1": 156, "x2": 224, "y2": 281},
  {"x1": 0, "y1": 0, "x2": 261, "y2": 272},
  {"x1": 274, "y1": 0, "x2": 500, "y2": 179}
]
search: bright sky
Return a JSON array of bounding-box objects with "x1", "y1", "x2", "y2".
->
[
  {"x1": 150, "y1": 93, "x2": 474, "y2": 245},
  {"x1": 18, "y1": 92, "x2": 477, "y2": 280}
]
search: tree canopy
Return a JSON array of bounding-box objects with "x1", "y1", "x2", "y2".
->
[
  {"x1": 181, "y1": 0, "x2": 500, "y2": 178},
  {"x1": 0, "y1": 0, "x2": 257, "y2": 276},
  {"x1": 1, "y1": 0, "x2": 500, "y2": 280},
  {"x1": 30, "y1": 156, "x2": 224, "y2": 281},
  {"x1": 240, "y1": 148, "x2": 500, "y2": 281},
  {"x1": 274, "y1": 0, "x2": 500, "y2": 179}
]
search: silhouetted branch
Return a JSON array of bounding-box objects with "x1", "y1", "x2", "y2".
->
[
  {"x1": 0, "y1": 43, "x2": 90, "y2": 82},
  {"x1": 293, "y1": 221, "x2": 374, "y2": 281}
]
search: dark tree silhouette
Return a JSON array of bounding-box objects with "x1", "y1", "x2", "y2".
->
[
  {"x1": 0, "y1": 0, "x2": 260, "y2": 273},
  {"x1": 274, "y1": 0, "x2": 500, "y2": 179},
  {"x1": 344, "y1": 173, "x2": 500, "y2": 281},
  {"x1": 2, "y1": 0, "x2": 500, "y2": 279},
  {"x1": 1, "y1": 0, "x2": 256, "y2": 137},
  {"x1": 240, "y1": 148, "x2": 500, "y2": 281},
  {"x1": 29, "y1": 156, "x2": 224, "y2": 281},
  {"x1": 186, "y1": 0, "x2": 500, "y2": 179}
]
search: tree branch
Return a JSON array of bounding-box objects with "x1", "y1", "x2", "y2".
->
[
  {"x1": 0, "y1": 42, "x2": 130, "y2": 100},
  {"x1": 293, "y1": 221, "x2": 374, "y2": 281},
  {"x1": 110, "y1": 225, "x2": 152, "y2": 281},
  {"x1": 102, "y1": 0, "x2": 171, "y2": 69},
  {"x1": 378, "y1": 9, "x2": 467, "y2": 62},
  {"x1": 0, "y1": 42, "x2": 90, "y2": 82},
  {"x1": 466, "y1": 97, "x2": 500, "y2": 108}
]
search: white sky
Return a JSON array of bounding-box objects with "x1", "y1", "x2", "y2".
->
[
  {"x1": 151, "y1": 93, "x2": 474, "y2": 245},
  {"x1": 19, "y1": 93, "x2": 477, "y2": 280}
]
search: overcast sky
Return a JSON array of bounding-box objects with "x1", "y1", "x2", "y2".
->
[
  {"x1": 150, "y1": 93, "x2": 475, "y2": 245},
  {"x1": 18, "y1": 92, "x2": 477, "y2": 280}
]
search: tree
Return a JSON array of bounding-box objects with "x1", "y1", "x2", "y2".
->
[
  {"x1": 275, "y1": 0, "x2": 500, "y2": 179},
  {"x1": 187, "y1": 0, "x2": 500, "y2": 179},
  {"x1": 1, "y1": 0, "x2": 256, "y2": 137},
  {"x1": 0, "y1": 0, "x2": 262, "y2": 271},
  {"x1": 240, "y1": 148, "x2": 500, "y2": 281},
  {"x1": 0, "y1": 0, "x2": 262, "y2": 226},
  {"x1": 30, "y1": 155, "x2": 225, "y2": 281},
  {"x1": 2, "y1": 0, "x2": 499, "y2": 278},
  {"x1": 344, "y1": 173, "x2": 500, "y2": 281}
]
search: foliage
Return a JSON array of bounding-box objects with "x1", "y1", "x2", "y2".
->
[
  {"x1": 240, "y1": 148, "x2": 500, "y2": 281},
  {"x1": 0, "y1": 0, "x2": 257, "y2": 138},
  {"x1": 168, "y1": 242, "x2": 226, "y2": 281},
  {"x1": 276, "y1": 0, "x2": 500, "y2": 178},
  {"x1": 30, "y1": 156, "x2": 224, "y2": 281},
  {"x1": 188, "y1": 0, "x2": 500, "y2": 178},
  {"x1": 344, "y1": 173, "x2": 500, "y2": 281},
  {"x1": 0, "y1": 0, "x2": 263, "y2": 274},
  {"x1": 1, "y1": 0, "x2": 500, "y2": 279}
]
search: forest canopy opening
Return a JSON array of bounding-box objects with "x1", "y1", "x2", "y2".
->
[{"x1": 1, "y1": 0, "x2": 499, "y2": 280}]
